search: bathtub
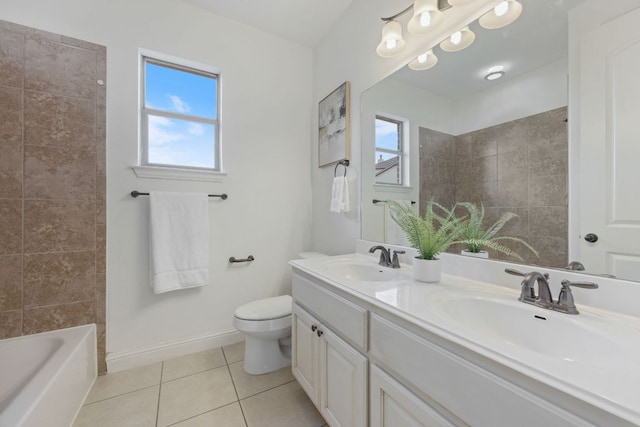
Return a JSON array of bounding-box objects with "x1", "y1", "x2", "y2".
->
[{"x1": 0, "y1": 325, "x2": 97, "y2": 427}]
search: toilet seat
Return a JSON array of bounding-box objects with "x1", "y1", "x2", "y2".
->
[{"x1": 234, "y1": 295, "x2": 292, "y2": 321}]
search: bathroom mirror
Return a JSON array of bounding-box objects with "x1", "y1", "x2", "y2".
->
[{"x1": 361, "y1": 0, "x2": 640, "y2": 283}]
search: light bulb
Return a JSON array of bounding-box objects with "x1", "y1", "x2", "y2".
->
[
  {"x1": 420, "y1": 11, "x2": 431, "y2": 28},
  {"x1": 386, "y1": 38, "x2": 397, "y2": 50},
  {"x1": 417, "y1": 53, "x2": 428, "y2": 63},
  {"x1": 495, "y1": 1, "x2": 508, "y2": 17},
  {"x1": 451, "y1": 31, "x2": 462, "y2": 45}
]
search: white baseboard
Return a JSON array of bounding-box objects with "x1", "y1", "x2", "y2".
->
[{"x1": 106, "y1": 330, "x2": 244, "y2": 373}]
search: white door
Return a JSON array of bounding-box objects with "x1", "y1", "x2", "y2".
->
[
  {"x1": 292, "y1": 304, "x2": 320, "y2": 406},
  {"x1": 319, "y1": 326, "x2": 367, "y2": 427},
  {"x1": 578, "y1": 7, "x2": 640, "y2": 281},
  {"x1": 370, "y1": 365, "x2": 456, "y2": 427}
]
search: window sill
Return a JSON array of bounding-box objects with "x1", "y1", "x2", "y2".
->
[
  {"x1": 132, "y1": 165, "x2": 227, "y2": 182},
  {"x1": 374, "y1": 184, "x2": 413, "y2": 193}
]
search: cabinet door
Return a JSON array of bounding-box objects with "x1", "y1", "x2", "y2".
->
[
  {"x1": 292, "y1": 303, "x2": 320, "y2": 405},
  {"x1": 319, "y1": 326, "x2": 367, "y2": 427},
  {"x1": 370, "y1": 365, "x2": 457, "y2": 427}
]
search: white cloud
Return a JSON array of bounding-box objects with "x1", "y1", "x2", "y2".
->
[
  {"x1": 168, "y1": 94, "x2": 191, "y2": 114},
  {"x1": 376, "y1": 120, "x2": 398, "y2": 138},
  {"x1": 188, "y1": 123, "x2": 205, "y2": 136},
  {"x1": 148, "y1": 115, "x2": 185, "y2": 146}
]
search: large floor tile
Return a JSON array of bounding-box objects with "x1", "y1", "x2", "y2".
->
[
  {"x1": 162, "y1": 348, "x2": 226, "y2": 382},
  {"x1": 170, "y1": 402, "x2": 246, "y2": 427},
  {"x1": 229, "y1": 360, "x2": 294, "y2": 399},
  {"x1": 241, "y1": 381, "x2": 325, "y2": 427},
  {"x1": 222, "y1": 341, "x2": 245, "y2": 364},
  {"x1": 157, "y1": 366, "x2": 237, "y2": 427},
  {"x1": 73, "y1": 385, "x2": 159, "y2": 427},
  {"x1": 85, "y1": 363, "x2": 162, "y2": 404}
]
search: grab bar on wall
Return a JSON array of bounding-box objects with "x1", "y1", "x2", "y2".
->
[
  {"x1": 131, "y1": 191, "x2": 228, "y2": 200},
  {"x1": 229, "y1": 255, "x2": 255, "y2": 263}
]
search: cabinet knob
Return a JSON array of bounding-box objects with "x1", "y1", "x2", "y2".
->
[
  {"x1": 311, "y1": 325, "x2": 317, "y2": 332},
  {"x1": 317, "y1": 329, "x2": 323, "y2": 337}
]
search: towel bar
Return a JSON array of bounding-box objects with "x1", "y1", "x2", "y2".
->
[
  {"x1": 229, "y1": 255, "x2": 255, "y2": 263},
  {"x1": 131, "y1": 191, "x2": 228, "y2": 200},
  {"x1": 334, "y1": 159, "x2": 350, "y2": 177},
  {"x1": 373, "y1": 199, "x2": 416, "y2": 205}
]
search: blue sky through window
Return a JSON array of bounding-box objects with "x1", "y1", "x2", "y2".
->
[
  {"x1": 375, "y1": 118, "x2": 399, "y2": 151},
  {"x1": 144, "y1": 60, "x2": 218, "y2": 169}
]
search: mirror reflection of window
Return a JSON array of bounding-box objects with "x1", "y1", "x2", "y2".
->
[{"x1": 375, "y1": 115, "x2": 405, "y2": 185}]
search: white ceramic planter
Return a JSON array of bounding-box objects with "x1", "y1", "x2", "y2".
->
[
  {"x1": 412, "y1": 257, "x2": 441, "y2": 283},
  {"x1": 461, "y1": 250, "x2": 489, "y2": 259}
]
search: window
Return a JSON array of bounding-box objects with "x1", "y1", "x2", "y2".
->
[
  {"x1": 375, "y1": 115, "x2": 404, "y2": 185},
  {"x1": 141, "y1": 54, "x2": 220, "y2": 171}
]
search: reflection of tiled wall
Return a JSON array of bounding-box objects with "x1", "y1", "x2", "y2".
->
[
  {"x1": 0, "y1": 20, "x2": 106, "y2": 373},
  {"x1": 420, "y1": 107, "x2": 568, "y2": 267},
  {"x1": 418, "y1": 128, "x2": 457, "y2": 214}
]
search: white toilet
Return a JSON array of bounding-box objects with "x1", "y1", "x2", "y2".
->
[{"x1": 233, "y1": 294, "x2": 293, "y2": 375}]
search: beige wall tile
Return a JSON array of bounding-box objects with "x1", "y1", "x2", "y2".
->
[
  {"x1": 0, "y1": 140, "x2": 23, "y2": 199},
  {"x1": 23, "y1": 300, "x2": 95, "y2": 335},
  {"x1": 0, "y1": 310, "x2": 22, "y2": 338},
  {"x1": 24, "y1": 36, "x2": 96, "y2": 100},
  {"x1": 529, "y1": 174, "x2": 567, "y2": 207},
  {"x1": 24, "y1": 199, "x2": 96, "y2": 252},
  {"x1": 24, "y1": 91, "x2": 96, "y2": 149},
  {"x1": 0, "y1": 28, "x2": 24, "y2": 88},
  {"x1": 96, "y1": 223, "x2": 106, "y2": 273},
  {"x1": 0, "y1": 255, "x2": 22, "y2": 311},
  {"x1": 0, "y1": 199, "x2": 22, "y2": 255},
  {"x1": 0, "y1": 85, "x2": 23, "y2": 144},
  {"x1": 23, "y1": 251, "x2": 96, "y2": 307},
  {"x1": 24, "y1": 145, "x2": 96, "y2": 200}
]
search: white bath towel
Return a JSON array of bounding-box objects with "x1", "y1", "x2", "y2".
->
[
  {"x1": 330, "y1": 176, "x2": 350, "y2": 213},
  {"x1": 149, "y1": 191, "x2": 209, "y2": 294}
]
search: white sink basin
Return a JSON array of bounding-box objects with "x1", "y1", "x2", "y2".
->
[
  {"x1": 319, "y1": 258, "x2": 400, "y2": 282},
  {"x1": 432, "y1": 293, "x2": 638, "y2": 366}
]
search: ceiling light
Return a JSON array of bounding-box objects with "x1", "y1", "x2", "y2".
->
[
  {"x1": 479, "y1": 0, "x2": 523, "y2": 29},
  {"x1": 408, "y1": 50, "x2": 438, "y2": 71},
  {"x1": 440, "y1": 26, "x2": 475, "y2": 52},
  {"x1": 376, "y1": 20, "x2": 406, "y2": 57},
  {"x1": 485, "y1": 65, "x2": 505, "y2": 80},
  {"x1": 407, "y1": 0, "x2": 444, "y2": 34},
  {"x1": 447, "y1": 0, "x2": 478, "y2": 6}
]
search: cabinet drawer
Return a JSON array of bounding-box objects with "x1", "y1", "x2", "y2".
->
[
  {"x1": 370, "y1": 314, "x2": 593, "y2": 427},
  {"x1": 293, "y1": 273, "x2": 367, "y2": 350}
]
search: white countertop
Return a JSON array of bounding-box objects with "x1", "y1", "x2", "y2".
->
[{"x1": 290, "y1": 252, "x2": 640, "y2": 426}]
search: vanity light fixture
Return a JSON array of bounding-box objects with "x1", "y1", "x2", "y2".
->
[
  {"x1": 485, "y1": 65, "x2": 505, "y2": 80},
  {"x1": 407, "y1": 0, "x2": 444, "y2": 34},
  {"x1": 408, "y1": 49, "x2": 438, "y2": 70},
  {"x1": 376, "y1": 20, "x2": 407, "y2": 57},
  {"x1": 479, "y1": 0, "x2": 523, "y2": 29},
  {"x1": 439, "y1": 26, "x2": 475, "y2": 52}
]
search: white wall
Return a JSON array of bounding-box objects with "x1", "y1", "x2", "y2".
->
[
  {"x1": 0, "y1": 0, "x2": 313, "y2": 368},
  {"x1": 311, "y1": 0, "x2": 504, "y2": 255}
]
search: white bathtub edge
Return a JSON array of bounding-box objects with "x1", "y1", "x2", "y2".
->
[{"x1": 106, "y1": 330, "x2": 243, "y2": 373}]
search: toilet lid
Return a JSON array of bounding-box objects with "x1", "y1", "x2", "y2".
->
[{"x1": 235, "y1": 295, "x2": 292, "y2": 320}]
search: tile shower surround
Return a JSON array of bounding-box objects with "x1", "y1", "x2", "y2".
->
[
  {"x1": 0, "y1": 19, "x2": 107, "y2": 373},
  {"x1": 420, "y1": 107, "x2": 568, "y2": 268}
]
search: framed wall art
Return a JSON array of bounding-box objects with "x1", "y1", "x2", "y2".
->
[{"x1": 318, "y1": 81, "x2": 350, "y2": 167}]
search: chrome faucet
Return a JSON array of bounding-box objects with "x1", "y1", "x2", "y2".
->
[
  {"x1": 369, "y1": 246, "x2": 392, "y2": 267},
  {"x1": 505, "y1": 269, "x2": 598, "y2": 314}
]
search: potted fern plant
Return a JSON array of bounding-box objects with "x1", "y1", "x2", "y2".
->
[
  {"x1": 386, "y1": 199, "x2": 466, "y2": 282},
  {"x1": 456, "y1": 202, "x2": 539, "y2": 261}
]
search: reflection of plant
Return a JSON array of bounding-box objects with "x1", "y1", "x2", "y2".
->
[
  {"x1": 457, "y1": 202, "x2": 538, "y2": 260},
  {"x1": 387, "y1": 200, "x2": 467, "y2": 261}
]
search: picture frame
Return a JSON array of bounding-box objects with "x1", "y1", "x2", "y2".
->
[{"x1": 318, "y1": 81, "x2": 350, "y2": 167}]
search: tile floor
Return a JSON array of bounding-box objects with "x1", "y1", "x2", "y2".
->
[{"x1": 73, "y1": 342, "x2": 328, "y2": 427}]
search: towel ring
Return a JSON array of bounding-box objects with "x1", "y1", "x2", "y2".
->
[{"x1": 334, "y1": 159, "x2": 350, "y2": 177}]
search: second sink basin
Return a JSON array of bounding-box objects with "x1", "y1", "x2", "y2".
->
[{"x1": 431, "y1": 292, "x2": 638, "y2": 367}]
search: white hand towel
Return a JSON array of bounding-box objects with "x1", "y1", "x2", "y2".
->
[
  {"x1": 149, "y1": 191, "x2": 209, "y2": 294},
  {"x1": 330, "y1": 176, "x2": 350, "y2": 213}
]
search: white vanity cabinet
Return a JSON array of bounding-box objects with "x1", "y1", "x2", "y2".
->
[{"x1": 292, "y1": 273, "x2": 367, "y2": 427}]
